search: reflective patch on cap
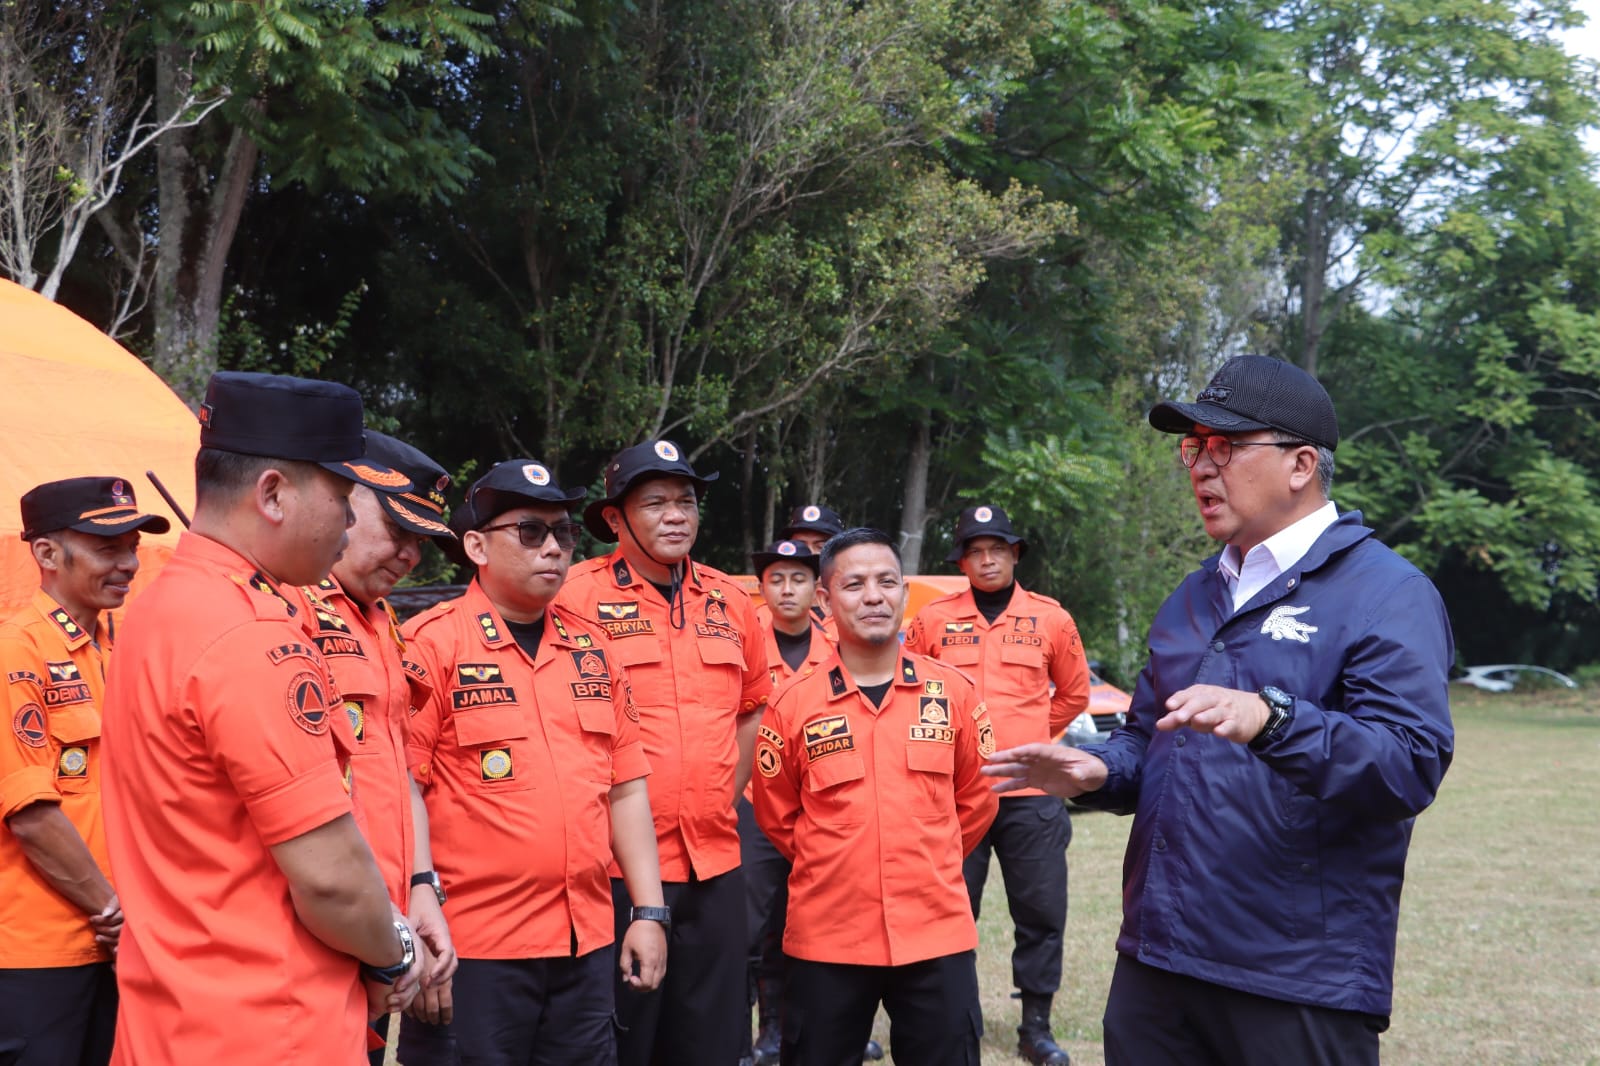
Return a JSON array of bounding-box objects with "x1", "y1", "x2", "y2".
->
[
  {"x1": 778, "y1": 541, "x2": 797, "y2": 556},
  {"x1": 974, "y1": 506, "x2": 993, "y2": 522},
  {"x1": 523, "y1": 464, "x2": 551, "y2": 486},
  {"x1": 654, "y1": 440, "x2": 679, "y2": 461},
  {"x1": 802, "y1": 505, "x2": 821, "y2": 521}
]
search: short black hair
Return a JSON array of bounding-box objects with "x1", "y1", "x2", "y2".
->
[
  {"x1": 195, "y1": 447, "x2": 317, "y2": 506},
  {"x1": 819, "y1": 527, "x2": 900, "y2": 585}
]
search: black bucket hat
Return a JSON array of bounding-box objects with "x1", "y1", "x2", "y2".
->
[
  {"x1": 21, "y1": 477, "x2": 171, "y2": 541},
  {"x1": 751, "y1": 538, "x2": 821, "y2": 578},
  {"x1": 944, "y1": 505, "x2": 1027, "y2": 564},
  {"x1": 1147, "y1": 355, "x2": 1339, "y2": 451},
  {"x1": 581, "y1": 440, "x2": 718, "y2": 543}
]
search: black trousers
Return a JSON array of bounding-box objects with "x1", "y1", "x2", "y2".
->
[
  {"x1": 613, "y1": 870, "x2": 748, "y2": 1066},
  {"x1": 1102, "y1": 954, "x2": 1386, "y2": 1066},
  {"x1": 0, "y1": 963, "x2": 117, "y2": 1066},
  {"x1": 395, "y1": 951, "x2": 616, "y2": 1066},
  {"x1": 737, "y1": 799, "x2": 791, "y2": 1029},
  {"x1": 781, "y1": 952, "x2": 981, "y2": 1066},
  {"x1": 962, "y1": 793, "x2": 1071, "y2": 995}
]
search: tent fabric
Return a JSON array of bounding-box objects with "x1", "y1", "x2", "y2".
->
[{"x1": 0, "y1": 281, "x2": 197, "y2": 619}]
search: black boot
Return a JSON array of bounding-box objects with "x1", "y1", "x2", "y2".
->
[{"x1": 1017, "y1": 993, "x2": 1070, "y2": 1066}]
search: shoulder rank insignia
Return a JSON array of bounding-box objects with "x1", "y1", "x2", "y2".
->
[
  {"x1": 901, "y1": 658, "x2": 917, "y2": 683},
  {"x1": 828, "y1": 666, "x2": 848, "y2": 697},
  {"x1": 47, "y1": 608, "x2": 84, "y2": 640},
  {"x1": 612, "y1": 558, "x2": 633, "y2": 586},
  {"x1": 316, "y1": 577, "x2": 337, "y2": 591},
  {"x1": 477, "y1": 613, "x2": 503, "y2": 643},
  {"x1": 550, "y1": 612, "x2": 571, "y2": 641},
  {"x1": 243, "y1": 572, "x2": 297, "y2": 616}
]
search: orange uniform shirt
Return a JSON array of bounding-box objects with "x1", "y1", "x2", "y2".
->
[
  {"x1": 292, "y1": 576, "x2": 415, "y2": 909},
  {"x1": 102, "y1": 533, "x2": 365, "y2": 1066},
  {"x1": 754, "y1": 600, "x2": 838, "y2": 644},
  {"x1": 752, "y1": 653, "x2": 998, "y2": 967},
  {"x1": 555, "y1": 553, "x2": 771, "y2": 881},
  {"x1": 903, "y1": 585, "x2": 1089, "y2": 799},
  {"x1": 742, "y1": 616, "x2": 833, "y2": 803},
  {"x1": 403, "y1": 583, "x2": 650, "y2": 958},
  {"x1": 0, "y1": 590, "x2": 113, "y2": 968}
]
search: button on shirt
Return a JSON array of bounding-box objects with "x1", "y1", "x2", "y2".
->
[
  {"x1": 903, "y1": 584, "x2": 1089, "y2": 798},
  {"x1": 102, "y1": 532, "x2": 363, "y2": 1066},
  {"x1": 555, "y1": 554, "x2": 771, "y2": 881},
  {"x1": 292, "y1": 577, "x2": 415, "y2": 910},
  {"x1": 0, "y1": 590, "x2": 113, "y2": 968},
  {"x1": 753, "y1": 654, "x2": 998, "y2": 967},
  {"x1": 404, "y1": 583, "x2": 650, "y2": 958},
  {"x1": 1218, "y1": 501, "x2": 1339, "y2": 611}
]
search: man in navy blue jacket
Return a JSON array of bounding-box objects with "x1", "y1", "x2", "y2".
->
[{"x1": 984, "y1": 355, "x2": 1454, "y2": 1066}]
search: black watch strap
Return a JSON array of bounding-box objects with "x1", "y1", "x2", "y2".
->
[
  {"x1": 411, "y1": 869, "x2": 446, "y2": 905},
  {"x1": 1250, "y1": 686, "x2": 1295, "y2": 751},
  {"x1": 629, "y1": 905, "x2": 672, "y2": 928}
]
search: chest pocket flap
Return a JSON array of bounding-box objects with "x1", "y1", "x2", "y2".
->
[
  {"x1": 999, "y1": 642, "x2": 1044, "y2": 668},
  {"x1": 697, "y1": 634, "x2": 744, "y2": 667},
  {"x1": 574, "y1": 699, "x2": 616, "y2": 737},
  {"x1": 610, "y1": 635, "x2": 664, "y2": 669},
  {"x1": 49, "y1": 705, "x2": 101, "y2": 744},
  {"x1": 905, "y1": 741, "x2": 954, "y2": 775},
  {"x1": 453, "y1": 705, "x2": 528, "y2": 748}
]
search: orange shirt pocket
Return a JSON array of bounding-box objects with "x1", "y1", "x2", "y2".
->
[
  {"x1": 802, "y1": 752, "x2": 866, "y2": 825},
  {"x1": 50, "y1": 705, "x2": 99, "y2": 795},
  {"x1": 999, "y1": 642, "x2": 1045, "y2": 669},
  {"x1": 939, "y1": 641, "x2": 982, "y2": 667},
  {"x1": 904, "y1": 741, "x2": 954, "y2": 814},
  {"x1": 610, "y1": 637, "x2": 663, "y2": 669},
  {"x1": 452, "y1": 705, "x2": 533, "y2": 794}
]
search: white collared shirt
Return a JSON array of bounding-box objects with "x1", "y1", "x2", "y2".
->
[{"x1": 1218, "y1": 501, "x2": 1339, "y2": 612}]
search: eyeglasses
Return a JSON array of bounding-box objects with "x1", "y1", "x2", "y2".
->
[
  {"x1": 478, "y1": 519, "x2": 582, "y2": 550},
  {"x1": 1179, "y1": 436, "x2": 1309, "y2": 468}
]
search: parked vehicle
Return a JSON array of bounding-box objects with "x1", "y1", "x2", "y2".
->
[
  {"x1": 1452, "y1": 664, "x2": 1578, "y2": 693},
  {"x1": 1059, "y1": 667, "x2": 1131, "y2": 747}
]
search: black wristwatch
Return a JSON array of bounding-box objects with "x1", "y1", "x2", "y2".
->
[
  {"x1": 629, "y1": 905, "x2": 672, "y2": 931},
  {"x1": 1250, "y1": 685, "x2": 1295, "y2": 751},
  {"x1": 411, "y1": 869, "x2": 447, "y2": 906},
  {"x1": 361, "y1": 920, "x2": 416, "y2": 985}
]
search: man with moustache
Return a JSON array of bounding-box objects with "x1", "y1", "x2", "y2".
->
[
  {"x1": 293, "y1": 432, "x2": 460, "y2": 1062},
  {"x1": 754, "y1": 528, "x2": 997, "y2": 1066},
  {"x1": 403, "y1": 460, "x2": 666, "y2": 1064},
  {"x1": 985, "y1": 356, "x2": 1454, "y2": 1066},
  {"x1": 557, "y1": 440, "x2": 771, "y2": 1066},
  {"x1": 904, "y1": 505, "x2": 1088, "y2": 1065},
  {"x1": 0, "y1": 478, "x2": 169, "y2": 1065},
  {"x1": 102, "y1": 372, "x2": 422, "y2": 1066}
]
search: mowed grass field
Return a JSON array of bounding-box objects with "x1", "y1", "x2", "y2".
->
[{"x1": 888, "y1": 687, "x2": 1600, "y2": 1065}]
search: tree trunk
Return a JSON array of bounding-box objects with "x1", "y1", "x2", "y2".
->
[
  {"x1": 151, "y1": 44, "x2": 259, "y2": 404},
  {"x1": 1295, "y1": 165, "x2": 1329, "y2": 377},
  {"x1": 898, "y1": 409, "x2": 931, "y2": 575}
]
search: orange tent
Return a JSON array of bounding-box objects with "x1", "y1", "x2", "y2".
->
[{"x1": 0, "y1": 281, "x2": 196, "y2": 618}]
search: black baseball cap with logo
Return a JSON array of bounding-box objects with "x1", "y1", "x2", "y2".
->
[
  {"x1": 20, "y1": 477, "x2": 172, "y2": 541},
  {"x1": 582, "y1": 440, "x2": 718, "y2": 543},
  {"x1": 468, "y1": 459, "x2": 588, "y2": 527},
  {"x1": 752, "y1": 539, "x2": 821, "y2": 578},
  {"x1": 1147, "y1": 355, "x2": 1340, "y2": 451},
  {"x1": 945, "y1": 505, "x2": 1027, "y2": 564},
  {"x1": 197, "y1": 371, "x2": 411, "y2": 492},
  {"x1": 362, "y1": 432, "x2": 455, "y2": 540},
  {"x1": 778, "y1": 504, "x2": 846, "y2": 541}
]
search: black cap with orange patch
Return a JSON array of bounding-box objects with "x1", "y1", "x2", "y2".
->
[
  {"x1": 197, "y1": 371, "x2": 410, "y2": 493},
  {"x1": 361, "y1": 432, "x2": 455, "y2": 540},
  {"x1": 20, "y1": 477, "x2": 171, "y2": 541}
]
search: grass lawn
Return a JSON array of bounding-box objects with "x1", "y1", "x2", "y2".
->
[{"x1": 932, "y1": 687, "x2": 1600, "y2": 1065}]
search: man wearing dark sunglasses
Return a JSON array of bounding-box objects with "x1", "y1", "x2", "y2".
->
[
  {"x1": 401, "y1": 459, "x2": 668, "y2": 1065},
  {"x1": 557, "y1": 439, "x2": 772, "y2": 1066},
  {"x1": 984, "y1": 355, "x2": 1454, "y2": 1066}
]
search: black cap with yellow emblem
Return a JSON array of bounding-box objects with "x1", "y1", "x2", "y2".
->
[
  {"x1": 197, "y1": 371, "x2": 410, "y2": 493},
  {"x1": 21, "y1": 477, "x2": 171, "y2": 541},
  {"x1": 361, "y1": 432, "x2": 455, "y2": 540}
]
